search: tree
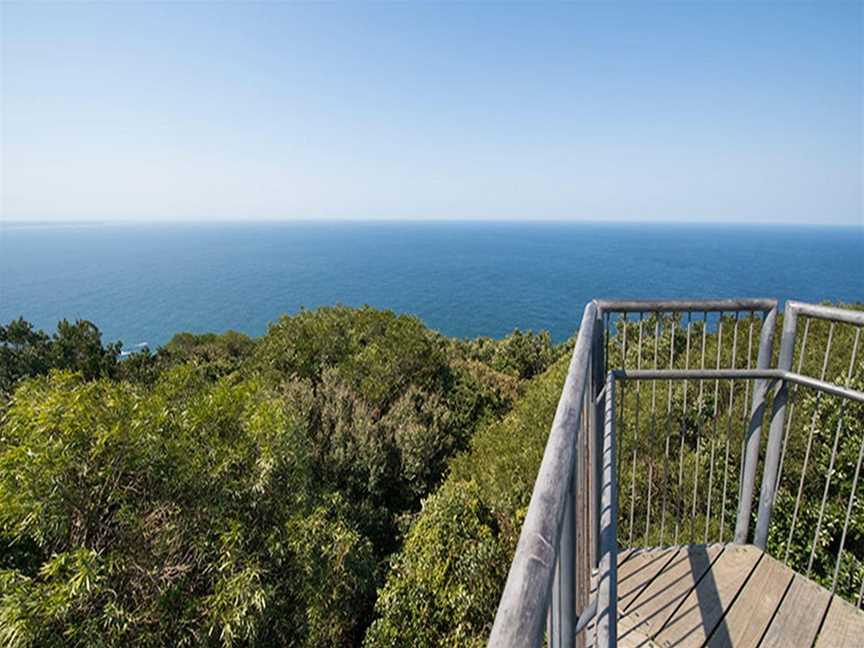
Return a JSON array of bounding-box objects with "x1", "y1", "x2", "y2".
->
[
  {"x1": 0, "y1": 318, "x2": 51, "y2": 396},
  {"x1": 0, "y1": 318, "x2": 120, "y2": 397}
]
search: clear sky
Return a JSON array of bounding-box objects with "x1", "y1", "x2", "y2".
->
[{"x1": 1, "y1": 1, "x2": 861, "y2": 224}]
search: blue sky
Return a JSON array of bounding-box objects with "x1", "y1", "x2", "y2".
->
[{"x1": 1, "y1": 1, "x2": 861, "y2": 224}]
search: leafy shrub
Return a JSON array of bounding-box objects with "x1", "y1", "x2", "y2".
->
[
  {"x1": 0, "y1": 369, "x2": 372, "y2": 647},
  {"x1": 452, "y1": 329, "x2": 562, "y2": 381},
  {"x1": 254, "y1": 307, "x2": 523, "y2": 555}
]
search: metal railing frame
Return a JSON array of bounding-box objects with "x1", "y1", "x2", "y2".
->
[
  {"x1": 754, "y1": 301, "x2": 864, "y2": 557},
  {"x1": 595, "y1": 299, "x2": 778, "y2": 546},
  {"x1": 489, "y1": 298, "x2": 864, "y2": 648}
]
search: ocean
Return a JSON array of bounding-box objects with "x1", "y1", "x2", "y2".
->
[{"x1": 1, "y1": 221, "x2": 862, "y2": 350}]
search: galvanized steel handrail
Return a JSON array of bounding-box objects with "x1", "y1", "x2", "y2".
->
[
  {"x1": 593, "y1": 298, "x2": 776, "y2": 314},
  {"x1": 488, "y1": 301, "x2": 597, "y2": 646}
]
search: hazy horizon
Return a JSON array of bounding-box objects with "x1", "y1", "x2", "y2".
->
[
  {"x1": 2, "y1": 217, "x2": 863, "y2": 228},
  {"x1": 2, "y1": 2, "x2": 862, "y2": 226}
]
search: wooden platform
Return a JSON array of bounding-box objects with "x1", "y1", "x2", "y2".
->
[{"x1": 603, "y1": 544, "x2": 864, "y2": 648}]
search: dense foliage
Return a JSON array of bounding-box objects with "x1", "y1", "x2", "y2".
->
[
  {"x1": 0, "y1": 318, "x2": 121, "y2": 395},
  {"x1": 0, "y1": 307, "x2": 561, "y2": 647},
  {"x1": 364, "y1": 356, "x2": 570, "y2": 647}
]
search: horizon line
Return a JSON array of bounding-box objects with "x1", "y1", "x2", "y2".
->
[{"x1": 1, "y1": 217, "x2": 862, "y2": 229}]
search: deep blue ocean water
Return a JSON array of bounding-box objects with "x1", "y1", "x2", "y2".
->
[{"x1": 1, "y1": 222, "x2": 862, "y2": 350}]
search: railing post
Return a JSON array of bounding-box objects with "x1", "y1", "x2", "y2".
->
[
  {"x1": 548, "y1": 553, "x2": 561, "y2": 648},
  {"x1": 596, "y1": 371, "x2": 618, "y2": 648},
  {"x1": 559, "y1": 476, "x2": 575, "y2": 648},
  {"x1": 754, "y1": 304, "x2": 798, "y2": 549},
  {"x1": 734, "y1": 305, "x2": 777, "y2": 544},
  {"x1": 591, "y1": 307, "x2": 605, "y2": 567},
  {"x1": 574, "y1": 376, "x2": 591, "y2": 648},
  {"x1": 550, "y1": 452, "x2": 576, "y2": 648}
]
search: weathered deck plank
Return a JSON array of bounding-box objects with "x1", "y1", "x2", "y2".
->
[
  {"x1": 653, "y1": 544, "x2": 760, "y2": 647},
  {"x1": 707, "y1": 550, "x2": 793, "y2": 648},
  {"x1": 815, "y1": 595, "x2": 864, "y2": 647},
  {"x1": 618, "y1": 544, "x2": 722, "y2": 643},
  {"x1": 743, "y1": 571, "x2": 831, "y2": 648},
  {"x1": 617, "y1": 548, "x2": 680, "y2": 611}
]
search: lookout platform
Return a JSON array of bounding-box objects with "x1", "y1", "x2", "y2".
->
[
  {"x1": 593, "y1": 543, "x2": 864, "y2": 648},
  {"x1": 489, "y1": 300, "x2": 864, "y2": 648}
]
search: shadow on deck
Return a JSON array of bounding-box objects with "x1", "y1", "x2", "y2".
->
[{"x1": 603, "y1": 543, "x2": 864, "y2": 648}]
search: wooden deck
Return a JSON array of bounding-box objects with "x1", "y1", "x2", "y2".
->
[{"x1": 598, "y1": 544, "x2": 864, "y2": 647}]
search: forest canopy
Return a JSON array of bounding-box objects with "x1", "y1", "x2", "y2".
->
[{"x1": 0, "y1": 307, "x2": 563, "y2": 647}]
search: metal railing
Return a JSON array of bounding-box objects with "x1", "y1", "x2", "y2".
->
[
  {"x1": 755, "y1": 301, "x2": 864, "y2": 601},
  {"x1": 489, "y1": 299, "x2": 864, "y2": 648}
]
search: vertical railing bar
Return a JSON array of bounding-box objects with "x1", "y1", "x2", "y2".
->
[
  {"x1": 742, "y1": 315, "x2": 754, "y2": 420},
  {"x1": 660, "y1": 317, "x2": 676, "y2": 545},
  {"x1": 675, "y1": 311, "x2": 692, "y2": 546},
  {"x1": 736, "y1": 433, "x2": 746, "y2": 523},
  {"x1": 705, "y1": 317, "x2": 723, "y2": 542},
  {"x1": 720, "y1": 435, "x2": 731, "y2": 542},
  {"x1": 806, "y1": 327, "x2": 860, "y2": 577},
  {"x1": 774, "y1": 317, "x2": 812, "y2": 506},
  {"x1": 661, "y1": 436, "x2": 671, "y2": 547},
  {"x1": 831, "y1": 410, "x2": 864, "y2": 595},
  {"x1": 684, "y1": 311, "x2": 692, "y2": 410},
  {"x1": 720, "y1": 314, "x2": 738, "y2": 542},
  {"x1": 705, "y1": 439, "x2": 716, "y2": 543},
  {"x1": 858, "y1": 565, "x2": 864, "y2": 609},
  {"x1": 621, "y1": 311, "x2": 627, "y2": 365},
  {"x1": 644, "y1": 316, "x2": 660, "y2": 546},
  {"x1": 627, "y1": 313, "x2": 642, "y2": 547},
  {"x1": 629, "y1": 313, "x2": 643, "y2": 547},
  {"x1": 691, "y1": 434, "x2": 700, "y2": 543},
  {"x1": 691, "y1": 311, "x2": 708, "y2": 543},
  {"x1": 698, "y1": 311, "x2": 708, "y2": 405},
  {"x1": 652, "y1": 316, "x2": 660, "y2": 414},
  {"x1": 713, "y1": 318, "x2": 723, "y2": 423},
  {"x1": 675, "y1": 433, "x2": 686, "y2": 546},
  {"x1": 785, "y1": 321, "x2": 835, "y2": 563}
]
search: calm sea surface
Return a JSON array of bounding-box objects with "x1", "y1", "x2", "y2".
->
[{"x1": 1, "y1": 222, "x2": 862, "y2": 350}]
